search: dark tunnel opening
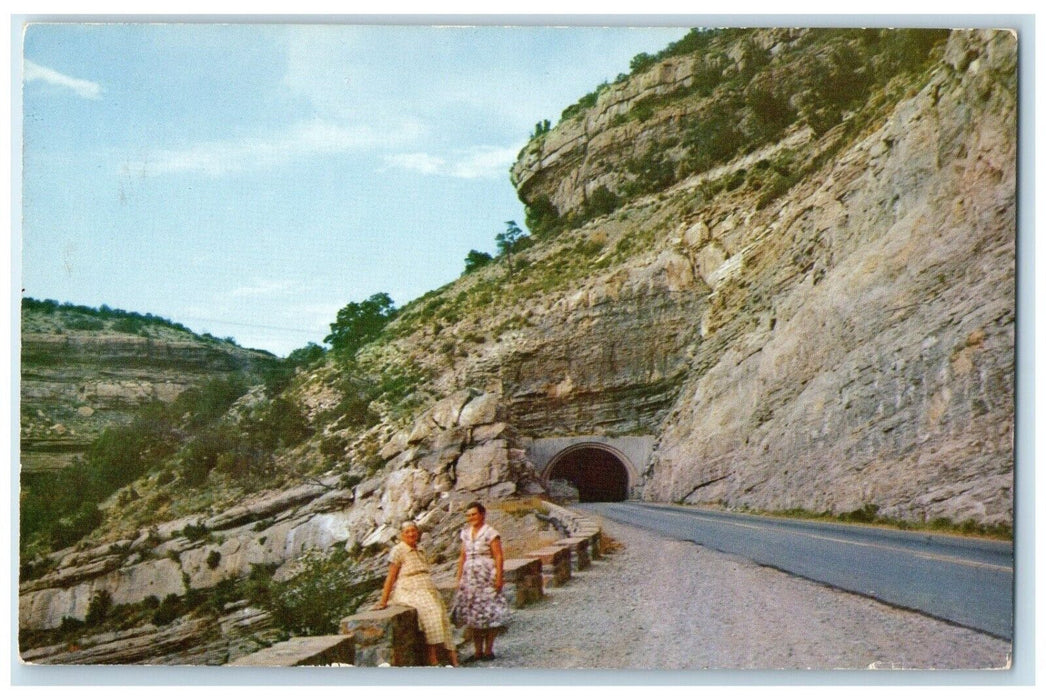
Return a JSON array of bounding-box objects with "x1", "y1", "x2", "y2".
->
[{"x1": 546, "y1": 447, "x2": 629, "y2": 502}]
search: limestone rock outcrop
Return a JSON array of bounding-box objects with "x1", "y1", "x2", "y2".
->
[
  {"x1": 408, "y1": 28, "x2": 1015, "y2": 526},
  {"x1": 642, "y1": 29, "x2": 1015, "y2": 524},
  {"x1": 18, "y1": 27, "x2": 1016, "y2": 663},
  {"x1": 20, "y1": 309, "x2": 275, "y2": 471},
  {"x1": 19, "y1": 390, "x2": 541, "y2": 633}
]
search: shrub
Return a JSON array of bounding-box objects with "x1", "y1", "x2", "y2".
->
[
  {"x1": 560, "y1": 87, "x2": 601, "y2": 122},
  {"x1": 173, "y1": 376, "x2": 251, "y2": 429},
  {"x1": 60, "y1": 616, "x2": 85, "y2": 633},
  {"x1": 840, "y1": 504, "x2": 880, "y2": 523},
  {"x1": 629, "y1": 51, "x2": 656, "y2": 74},
  {"x1": 151, "y1": 593, "x2": 182, "y2": 626},
  {"x1": 64, "y1": 317, "x2": 105, "y2": 331},
  {"x1": 268, "y1": 549, "x2": 378, "y2": 636},
  {"x1": 682, "y1": 107, "x2": 745, "y2": 175},
  {"x1": 179, "y1": 427, "x2": 233, "y2": 486},
  {"x1": 206, "y1": 550, "x2": 222, "y2": 569},
  {"x1": 261, "y1": 343, "x2": 325, "y2": 395},
  {"x1": 50, "y1": 504, "x2": 104, "y2": 550},
  {"x1": 463, "y1": 249, "x2": 493, "y2": 274},
  {"x1": 523, "y1": 195, "x2": 562, "y2": 238},
  {"x1": 180, "y1": 522, "x2": 210, "y2": 540},
  {"x1": 585, "y1": 186, "x2": 621, "y2": 219},
  {"x1": 248, "y1": 397, "x2": 312, "y2": 452},
  {"x1": 320, "y1": 434, "x2": 349, "y2": 462},
  {"x1": 85, "y1": 590, "x2": 113, "y2": 626}
]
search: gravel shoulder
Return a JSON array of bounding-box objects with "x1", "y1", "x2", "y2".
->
[{"x1": 477, "y1": 512, "x2": 1011, "y2": 670}]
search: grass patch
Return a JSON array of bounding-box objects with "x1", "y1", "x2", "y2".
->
[
  {"x1": 598, "y1": 533, "x2": 625, "y2": 555},
  {"x1": 727, "y1": 503, "x2": 1013, "y2": 540},
  {"x1": 493, "y1": 497, "x2": 551, "y2": 517}
]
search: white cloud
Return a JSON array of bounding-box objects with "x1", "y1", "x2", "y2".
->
[
  {"x1": 125, "y1": 118, "x2": 424, "y2": 177},
  {"x1": 385, "y1": 152, "x2": 445, "y2": 175},
  {"x1": 229, "y1": 279, "x2": 295, "y2": 298},
  {"x1": 385, "y1": 143, "x2": 523, "y2": 180},
  {"x1": 24, "y1": 59, "x2": 102, "y2": 99},
  {"x1": 449, "y1": 145, "x2": 524, "y2": 180}
]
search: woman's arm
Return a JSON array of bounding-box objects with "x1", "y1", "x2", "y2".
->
[
  {"x1": 375, "y1": 561, "x2": 401, "y2": 609},
  {"x1": 491, "y1": 536, "x2": 504, "y2": 593}
]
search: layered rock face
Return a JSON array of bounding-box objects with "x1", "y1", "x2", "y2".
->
[
  {"x1": 488, "y1": 284, "x2": 707, "y2": 436},
  {"x1": 20, "y1": 312, "x2": 274, "y2": 471},
  {"x1": 511, "y1": 28, "x2": 820, "y2": 221},
  {"x1": 504, "y1": 29, "x2": 1015, "y2": 524},
  {"x1": 643, "y1": 30, "x2": 1015, "y2": 524},
  {"x1": 18, "y1": 27, "x2": 1016, "y2": 662}
]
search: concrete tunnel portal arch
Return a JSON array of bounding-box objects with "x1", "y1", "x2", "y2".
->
[{"x1": 542, "y1": 443, "x2": 635, "y2": 502}]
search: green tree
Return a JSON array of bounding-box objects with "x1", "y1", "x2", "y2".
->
[
  {"x1": 495, "y1": 220, "x2": 528, "y2": 277},
  {"x1": 630, "y1": 51, "x2": 656, "y2": 73},
  {"x1": 324, "y1": 293, "x2": 396, "y2": 357},
  {"x1": 523, "y1": 195, "x2": 561, "y2": 238},
  {"x1": 463, "y1": 249, "x2": 493, "y2": 274}
]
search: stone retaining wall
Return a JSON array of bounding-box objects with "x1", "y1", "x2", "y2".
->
[
  {"x1": 556, "y1": 537, "x2": 591, "y2": 571},
  {"x1": 324, "y1": 502, "x2": 599, "y2": 667},
  {"x1": 227, "y1": 635, "x2": 355, "y2": 667},
  {"x1": 226, "y1": 503, "x2": 602, "y2": 667},
  {"x1": 338, "y1": 605, "x2": 425, "y2": 667},
  {"x1": 527, "y1": 545, "x2": 571, "y2": 587}
]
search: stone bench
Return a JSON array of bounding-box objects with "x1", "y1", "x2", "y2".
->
[
  {"x1": 573, "y1": 528, "x2": 602, "y2": 559},
  {"x1": 434, "y1": 557, "x2": 544, "y2": 611},
  {"x1": 227, "y1": 634, "x2": 355, "y2": 667},
  {"x1": 339, "y1": 605, "x2": 426, "y2": 667},
  {"x1": 556, "y1": 537, "x2": 590, "y2": 571},
  {"x1": 526, "y1": 545, "x2": 571, "y2": 587},
  {"x1": 503, "y1": 557, "x2": 545, "y2": 606}
]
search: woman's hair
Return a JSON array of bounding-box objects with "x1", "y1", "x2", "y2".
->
[
  {"x1": 400, "y1": 520, "x2": 419, "y2": 533},
  {"x1": 464, "y1": 501, "x2": 485, "y2": 515}
]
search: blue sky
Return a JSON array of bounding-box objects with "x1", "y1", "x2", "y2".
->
[{"x1": 19, "y1": 22, "x2": 692, "y2": 356}]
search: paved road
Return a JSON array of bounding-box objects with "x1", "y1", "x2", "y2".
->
[{"x1": 581, "y1": 501, "x2": 1014, "y2": 640}]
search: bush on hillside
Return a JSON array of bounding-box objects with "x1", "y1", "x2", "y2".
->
[
  {"x1": 267, "y1": 549, "x2": 378, "y2": 636},
  {"x1": 324, "y1": 293, "x2": 397, "y2": 359}
]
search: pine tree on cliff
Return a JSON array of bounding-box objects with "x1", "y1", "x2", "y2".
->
[{"x1": 496, "y1": 220, "x2": 527, "y2": 278}]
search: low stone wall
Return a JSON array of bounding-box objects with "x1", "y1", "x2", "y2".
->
[
  {"x1": 543, "y1": 501, "x2": 602, "y2": 558},
  {"x1": 272, "y1": 503, "x2": 603, "y2": 668},
  {"x1": 339, "y1": 605, "x2": 425, "y2": 667},
  {"x1": 227, "y1": 635, "x2": 355, "y2": 667},
  {"x1": 527, "y1": 545, "x2": 571, "y2": 587},
  {"x1": 556, "y1": 537, "x2": 591, "y2": 571},
  {"x1": 503, "y1": 557, "x2": 545, "y2": 607}
]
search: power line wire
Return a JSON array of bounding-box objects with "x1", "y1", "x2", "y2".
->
[{"x1": 177, "y1": 316, "x2": 324, "y2": 334}]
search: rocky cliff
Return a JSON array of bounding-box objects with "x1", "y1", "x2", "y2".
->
[
  {"x1": 20, "y1": 302, "x2": 276, "y2": 471},
  {"x1": 645, "y1": 31, "x2": 1016, "y2": 522},
  {"x1": 18, "y1": 27, "x2": 1016, "y2": 663},
  {"x1": 389, "y1": 28, "x2": 1015, "y2": 524}
]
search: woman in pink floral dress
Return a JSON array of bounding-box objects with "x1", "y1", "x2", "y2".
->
[{"x1": 455, "y1": 501, "x2": 509, "y2": 661}]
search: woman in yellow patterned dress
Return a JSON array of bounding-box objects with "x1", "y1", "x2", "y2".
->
[{"x1": 374, "y1": 521, "x2": 459, "y2": 666}]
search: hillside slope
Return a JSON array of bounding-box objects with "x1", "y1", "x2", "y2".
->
[
  {"x1": 20, "y1": 300, "x2": 277, "y2": 472},
  {"x1": 375, "y1": 27, "x2": 1015, "y2": 524},
  {"x1": 18, "y1": 27, "x2": 1016, "y2": 662}
]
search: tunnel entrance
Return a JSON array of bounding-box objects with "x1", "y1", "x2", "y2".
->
[{"x1": 545, "y1": 446, "x2": 630, "y2": 502}]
